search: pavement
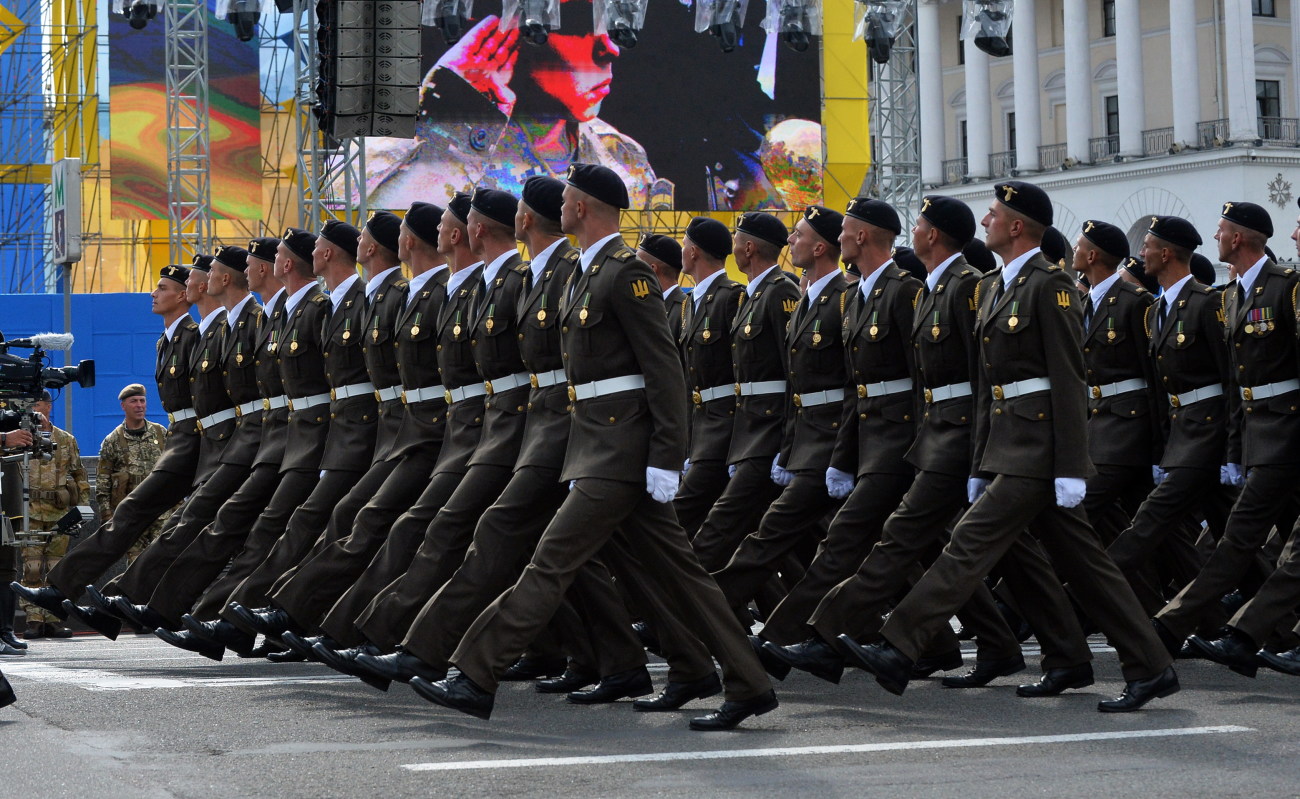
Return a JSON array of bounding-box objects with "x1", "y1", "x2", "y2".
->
[{"x1": 1, "y1": 634, "x2": 1297, "y2": 799}]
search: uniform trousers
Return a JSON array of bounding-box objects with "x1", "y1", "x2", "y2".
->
[
  {"x1": 1083, "y1": 463, "x2": 1153, "y2": 546},
  {"x1": 880, "y1": 475, "x2": 1173, "y2": 682},
  {"x1": 400, "y1": 466, "x2": 645, "y2": 679},
  {"x1": 48, "y1": 463, "x2": 196, "y2": 600},
  {"x1": 106, "y1": 460, "x2": 252, "y2": 604},
  {"x1": 691, "y1": 458, "x2": 784, "y2": 571},
  {"x1": 1156, "y1": 464, "x2": 1300, "y2": 639},
  {"x1": 317, "y1": 468, "x2": 467, "y2": 647},
  {"x1": 711, "y1": 471, "x2": 843, "y2": 623},
  {"x1": 220, "y1": 468, "x2": 365, "y2": 631},
  {"x1": 355, "y1": 464, "x2": 515, "y2": 650},
  {"x1": 673, "y1": 459, "x2": 731, "y2": 538},
  {"x1": 451, "y1": 477, "x2": 771, "y2": 700},
  {"x1": 1230, "y1": 523, "x2": 1300, "y2": 645}
]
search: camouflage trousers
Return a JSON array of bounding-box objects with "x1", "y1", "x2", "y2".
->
[{"x1": 21, "y1": 533, "x2": 71, "y2": 623}]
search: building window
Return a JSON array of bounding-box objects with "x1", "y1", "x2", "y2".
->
[
  {"x1": 1253, "y1": 0, "x2": 1276, "y2": 17},
  {"x1": 1104, "y1": 95, "x2": 1119, "y2": 138},
  {"x1": 1257, "y1": 79, "x2": 1281, "y2": 119},
  {"x1": 960, "y1": 120, "x2": 968, "y2": 160},
  {"x1": 957, "y1": 15, "x2": 964, "y2": 64},
  {"x1": 1007, "y1": 112, "x2": 1016, "y2": 151},
  {"x1": 1102, "y1": 0, "x2": 1115, "y2": 36}
]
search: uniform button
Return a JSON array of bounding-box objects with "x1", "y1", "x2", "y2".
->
[
  {"x1": 1130, "y1": 410, "x2": 1137, "y2": 415},
  {"x1": 765, "y1": 409, "x2": 773, "y2": 415},
  {"x1": 852, "y1": 347, "x2": 859, "y2": 352},
  {"x1": 362, "y1": 415, "x2": 370, "y2": 421},
  {"x1": 1037, "y1": 413, "x2": 1045, "y2": 419},
  {"x1": 563, "y1": 353, "x2": 569, "y2": 359},
  {"x1": 517, "y1": 334, "x2": 524, "y2": 341},
  {"x1": 517, "y1": 405, "x2": 525, "y2": 412},
  {"x1": 983, "y1": 337, "x2": 990, "y2": 343},
  {"x1": 994, "y1": 409, "x2": 1002, "y2": 415},
  {"x1": 563, "y1": 326, "x2": 569, "y2": 333},
  {"x1": 904, "y1": 415, "x2": 911, "y2": 421},
  {"x1": 960, "y1": 416, "x2": 967, "y2": 422},
  {"x1": 860, "y1": 413, "x2": 867, "y2": 419},
  {"x1": 1171, "y1": 413, "x2": 1178, "y2": 420},
  {"x1": 831, "y1": 422, "x2": 838, "y2": 428},
  {"x1": 1092, "y1": 409, "x2": 1099, "y2": 415},
  {"x1": 609, "y1": 416, "x2": 616, "y2": 423},
  {"x1": 1157, "y1": 355, "x2": 1163, "y2": 360},
  {"x1": 1162, "y1": 376, "x2": 1169, "y2": 382},
  {"x1": 1238, "y1": 365, "x2": 1245, "y2": 371},
  {"x1": 1083, "y1": 347, "x2": 1090, "y2": 353},
  {"x1": 1205, "y1": 416, "x2": 1213, "y2": 421},
  {"x1": 471, "y1": 339, "x2": 477, "y2": 346},
  {"x1": 330, "y1": 413, "x2": 336, "y2": 419},
  {"x1": 437, "y1": 345, "x2": 443, "y2": 351},
  {"x1": 1245, "y1": 407, "x2": 1253, "y2": 414}
]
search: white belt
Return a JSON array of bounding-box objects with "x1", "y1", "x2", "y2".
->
[
  {"x1": 857, "y1": 378, "x2": 912, "y2": 399},
  {"x1": 568, "y1": 375, "x2": 646, "y2": 402},
  {"x1": 233, "y1": 399, "x2": 264, "y2": 417},
  {"x1": 991, "y1": 377, "x2": 1052, "y2": 400},
  {"x1": 693, "y1": 385, "x2": 734, "y2": 404},
  {"x1": 924, "y1": 381, "x2": 972, "y2": 404},
  {"x1": 196, "y1": 408, "x2": 237, "y2": 431},
  {"x1": 484, "y1": 371, "x2": 532, "y2": 395},
  {"x1": 735, "y1": 380, "x2": 787, "y2": 396},
  {"x1": 794, "y1": 388, "x2": 845, "y2": 408},
  {"x1": 288, "y1": 392, "x2": 331, "y2": 412},
  {"x1": 1089, "y1": 378, "x2": 1148, "y2": 400},
  {"x1": 331, "y1": 381, "x2": 375, "y2": 401},
  {"x1": 1168, "y1": 384, "x2": 1223, "y2": 408},
  {"x1": 263, "y1": 395, "x2": 289, "y2": 411},
  {"x1": 375, "y1": 385, "x2": 403, "y2": 403},
  {"x1": 402, "y1": 384, "x2": 446, "y2": 404},
  {"x1": 530, "y1": 369, "x2": 566, "y2": 389},
  {"x1": 1240, "y1": 378, "x2": 1300, "y2": 402},
  {"x1": 167, "y1": 408, "x2": 196, "y2": 425},
  {"x1": 446, "y1": 383, "x2": 489, "y2": 404}
]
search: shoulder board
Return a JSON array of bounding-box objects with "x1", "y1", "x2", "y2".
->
[
  {"x1": 561, "y1": 248, "x2": 580, "y2": 262},
  {"x1": 1046, "y1": 263, "x2": 1063, "y2": 271},
  {"x1": 182, "y1": 318, "x2": 199, "y2": 330},
  {"x1": 959, "y1": 268, "x2": 975, "y2": 278},
  {"x1": 1190, "y1": 282, "x2": 1214, "y2": 294},
  {"x1": 393, "y1": 277, "x2": 409, "y2": 289},
  {"x1": 310, "y1": 293, "x2": 329, "y2": 304},
  {"x1": 610, "y1": 246, "x2": 637, "y2": 262},
  {"x1": 1118, "y1": 280, "x2": 1147, "y2": 295},
  {"x1": 512, "y1": 262, "x2": 530, "y2": 274},
  {"x1": 1282, "y1": 266, "x2": 1296, "y2": 277}
]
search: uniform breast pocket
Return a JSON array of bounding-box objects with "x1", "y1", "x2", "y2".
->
[
  {"x1": 403, "y1": 321, "x2": 434, "y2": 343},
  {"x1": 1108, "y1": 394, "x2": 1148, "y2": 418},
  {"x1": 369, "y1": 325, "x2": 393, "y2": 347},
  {"x1": 924, "y1": 323, "x2": 953, "y2": 344},
  {"x1": 1098, "y1": 325, "x2": 1127, "y2": 346},
  {"x1": 1170, "y1": 331, "x2": 1196, "y2": 350},
  {"x1": 1010, "y1": 393, "x2": 1052, "y2": 422},
  {"x1": 570, "y1": 309, "x2": 610, "y2": 357},
  {"x1": 994, "y1": 313, "x2": 1032, "y2": 335}
]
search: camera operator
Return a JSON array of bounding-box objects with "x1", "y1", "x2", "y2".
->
[
  {"x1": 16, "y1": 391, "x2": 89, "y2": 640},
  {"x1": 1, "y1": 413, "x2": 34, "y2": 654}
]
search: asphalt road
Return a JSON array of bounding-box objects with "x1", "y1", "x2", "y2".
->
[{"x1": 1, "y1": 634, "x2": 1297, "y2": 799}]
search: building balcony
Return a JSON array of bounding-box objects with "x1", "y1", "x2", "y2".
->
[
  {"x1": 1142, "y1": 127, "x2": 1174, "y2": 156},
  {"x1": 988, "y1": 150, "x2": 1017, "y2": 178},
  {"x1": 942, "y1": 157, "x2": 967, "y2": 184},
  {"x1": 1089, "y1": 135, "x2": 1119, "y2": 163},
  {"x1": 1258, "y1": 116, "x2": 1300, "y2": 144},
  {"x1": 1037, "y1": 143, "x2": 1067, "y2": 170}
]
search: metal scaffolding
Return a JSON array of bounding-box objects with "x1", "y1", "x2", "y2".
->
[
  {"x1": 864, "y1": 0, "x2": 921, "y2": 232},
  {"x1": 164, "y1": 0, "x2": 213, "y2": 263}
]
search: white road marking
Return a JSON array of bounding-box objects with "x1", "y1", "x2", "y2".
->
[
  {"x1": 401, "y1": 725, "x2": 1253, "y2": 772},
  {"x1": 2, "y1": 662, "x2": 356, "y2": 691}
]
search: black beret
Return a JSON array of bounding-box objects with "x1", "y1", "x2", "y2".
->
[
  {"x1": 1220, "y1": 200, "x2": 1272, "y2": 238},
  {"x1": 247, "y1": 237, "x2": 280, "y2": 262},
  {"x1": 685, "y1": 217, "x2": 732, "y2": 260},
  {"x1": 1189, "y1": 253, "x2": 1217, "y2": 285},
  {"x1": 1041, "y1": 226, "x2": 1071, "y2": 267},
  {"x1": 190, "y1": 253, "x2": 214, "y2": 272},
  {"x1": 320, "y1": 219, "x2": 360, "y2": 259},
  {"x1": 160, "y1": 264, "x2": 191, "y2": 284},
  {"x1": 962, "y1": 239, "x2": 996, "y2": 273},
  {"x1": 735, "y1": 211, "x2": 788, "y2": 248},
  {"x1": 565, "y1": 162, "x2": 629, "y2": 209},
  {"x1": 891, "y1": 246, "x2": 927, "y2": 281},
  {"x1": 1081, "y1": 219, "x2": 1129, "y2": 260},
  {"x1": 920, "y1": 195, "x2": 976, "y2": 244},
  {"x1": 281, "y1": 227, "x2": 317, "y2": 264},
  {"x1": 405, "y1": 202, "x2": 444, "y2": 245},
  {"x1": 1147, "y1": 215, "x2": 1202, "y2": 250},
  {"x1": 448, "y1": 191, "x2": 472, "y2": 224},
  {"x1": 993, "y1": 180, "x2": 1053, "y2": 227},
  {"x1": 1122, "y1": 256, "x2": 1159, "y2": 293},
  {"x1": 803, "y1": 205, "x2": 844, "y2": 250},
  {"x1": 637, "y1": 233, "x2": 682, "y2": 273},
  {"x1": 366, "y1": 210, "x2": 402, "y2": 253},
  {"x1": 213, "y1": 244, "x2": 250, "y2": 272},
  {"x1": 845, "y1": 197, "x2": 901, "y2": 235},
  {"x1": 470, "y1": 187, "x2": 518, "y2": 228},
  {"x1": 522, "y1": 175, "x2": 565, "y2": 222}
]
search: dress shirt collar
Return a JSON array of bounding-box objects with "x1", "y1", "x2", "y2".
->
[
  {"x1": 196, "y1": 307, "x2": 225, "y2": 335},
  {"x1": 857, "y1": 259, "x2": 893, "y2": 300},
  {"x1": 746, "y1": 264, "x2": 779, "y2": 296},
  {"x1": 805, "y1": 268, "x2": 839, "y2": 306},
  {"x1": 445, "y1": 262, "x2": 482, "y2": 297},
  {"x1": 579, "y1": 233, "x2": 622, "y2": 273},
  {"x1": 529, "y1": 239, "x2": 566, "y2": 282},
  {"x1": 283, "y1": 281, "x2": 315, "y2": 315},
  {"x1": 692, "y1": 269, "x2": 725, "y2": 307},
  {"x1": 1163, "y1": 273, "x2": 1194, "y2": 314},
  {"x1": 1088, "y1": 271, "x2": 1122, "y2": 309},
  {"x1": 365, "y1": 265, "x2": 401, "y2": 300},
  {"x1": 329, "y1": 273, "x2": 360, "y2": 311},
  {"x1": 1238, "y1": 255, "x2": 1269, "y2": 296},
  {"x1": 999, "y1": 246, "x2": 1042, "y2": 288},
  {"x1": 927, "y1": 253, "x2": 962, "y2": 293}
]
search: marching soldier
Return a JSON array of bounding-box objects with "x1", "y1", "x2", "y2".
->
[
  {"x1": 638, "y1": 233, "x2": 689, "y2": 317},
  {"x1": 12, "y1": 265, "x2": 200, "y2": 629},
  {"x1": 836, "y1": 181, "x2": 1178, "y2": 713}
]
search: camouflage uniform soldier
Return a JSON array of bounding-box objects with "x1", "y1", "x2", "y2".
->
[
  {"x1": 19, "y1": 392, "x2": 90, "y2": 636},
  {"x1": 95, "y1": 384, "x2": 169, "y2": 566}
]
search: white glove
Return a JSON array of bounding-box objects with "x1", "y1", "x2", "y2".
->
[
  {"x1": 967, "y1": 477, "x2": 990, "y2": 504},
  {"x1": 1054, "y1": 477, "x2": 1087, "y2": 508},
  {"x1": 771, "y1": 455, "x2": 794, "y2": 487},
  {"x1": 727, "y1": 464, "x2": 737, "y2": 478},
  {"x1": 1151, "y1": 465, "x2": 1168, "y2": 485},
  {"x1": 568, "y1": 480, "x2": 576, "y2": 491},
  {"x1": 646, "y1": 467, "x2": 681, "y2": 503},
  {"x1": 826, "y1": 467, "x2": 855, "y2": 499},
  {"x1": 1220, "y1": 463, "x2": 1244, "y2": 487},
  {"x1": 683, "y1": 459, "x2": 691, "y2": 474}
]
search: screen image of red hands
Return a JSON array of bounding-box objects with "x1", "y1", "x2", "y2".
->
[{"x1": 436, "y1": 15, "x2": 520, "y2": 114}]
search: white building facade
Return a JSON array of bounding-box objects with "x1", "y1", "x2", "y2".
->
[{"x1": 919, "y1": 0, "x2": 1300, "y2": 263}]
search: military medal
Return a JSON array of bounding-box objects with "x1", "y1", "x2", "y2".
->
[
  {"x1": 1106, "y1": 317, "x2": 1115, "y2": 342},
  {"x1": 812, "y1": 319, "x2": 823, "y2": 345},
  {"x1": 342, "y1": 319, "x2": 352, "y2": 342},
  {"x1": 931, "y1": 311, "x2": 940, "y2": 340},
  {"x1": 868, "y1": 310, "x2": 879, "y2": 339},
  {"x1": 453, "y1": 310, "x2": 462, "y2": 337},
  {"x1": 1007, "y1": 301, "x2": 1020, "y2": 329},
  {"x1": 579, "y1": 309, "x2": 589, "y2": 323},
  {"x1": 486, "y1": 303, "x2": 496, "y2": 332},
  {"x1": 1245, "y1": 324, "x2": 1254, "y2": 334},
  {"x1": 579, "y1": 293, "x2": 591, "y2": 324},
  {"x1": 1176, "y1": 321, "x2": 1185, "y2": 344},
  {"x1": 410, "y1": 312, "x2": 421, "y2": 337},
  {"x1": 537, "y1": 310, "x2": 546, "y2": 322},
  {"x1": 702, "y1": 316, "x2": 711, "y2": 341},
  {"x1": 169, "y1": 365, "x2": 176, "y2": 376},
  {"x1": 744, "y1": 324, "x2": 752, "y2": 335}
]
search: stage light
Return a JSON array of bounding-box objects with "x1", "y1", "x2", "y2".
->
[
  {"x1": 763, "y1": 0, "x2": 818, "y2": 53},
  {"x1": 696, "y1": 0, "x2": 748, "y2": 53},
  {"x1": 502, "y1": 0, "x2": 559, "y2": 46},
  {"x1": 596, "y1": 0, "x2": 648, "y2": 49},
  {"x1": 962, "y1": 0, "x2": 1013, "y2": 58},
  {"x1": 218, "y1": 0, "x2": 262, "y2": 42},
  {"x1": 425, "y1": 0, "x2": 473, "y2": 44},
  {"x1": 855, "y1": 0, "x2": 906, "y2": 64},
  {"x1": 116, "y1": 0, "x2": 158, "y2": 30}
]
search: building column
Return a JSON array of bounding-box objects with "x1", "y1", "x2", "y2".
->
[
  {"x1": 917, "y1": 0, "x2": 944, "y2": 186},
  {"x1": 964, "y1": 36, "x2": 991, "y2": 179},
  {"x1": 1291, "y1": 1, "x2": 1300, "y2": 121},
  {"x1": 1062, "y1": 0, "x2": 1092, "y2": 162},
  {"x1": 1169, "y1": 0, "x2": 1200, "y2": 147},
  {"x1": 1115, "y1": 0, "x2": 1144, "y2": 155},
  {"x1": 1011, "y1": 0, "x2": 1040, "y2": 171},
  {"x1": 1222, "y1": 0, "x2": 1258, "y2": 141}
]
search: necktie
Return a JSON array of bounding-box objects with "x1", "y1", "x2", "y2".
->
[{"x1": 1082, "y1": 296, "x2": 1094, "y2": 331}]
